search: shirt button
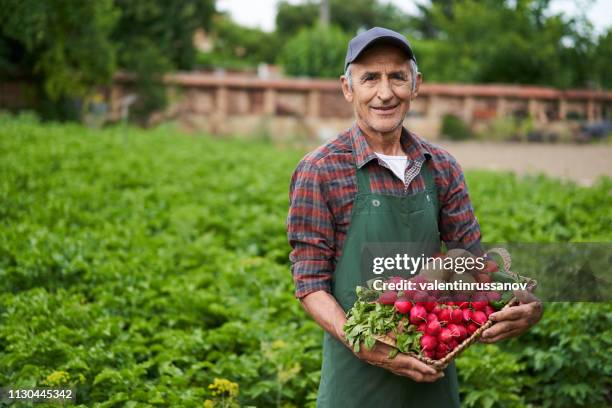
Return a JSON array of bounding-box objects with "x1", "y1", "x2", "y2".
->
[{"x1": 372, "y1": 199, "x2": 381, "y2": 207}]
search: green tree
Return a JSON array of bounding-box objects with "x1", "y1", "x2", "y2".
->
[
  {"x1": 279, "y1": 25, "x2": 349, "y2": 78},
  {"x1": 275, "y1": 0, "x2": 411, "y2": 38},
  {"x1": 0, "y1": 0, "x2": 118, "y2": 118},
  {"x1": 197, "y1": 14, "x2": 281, "y2": 71},
  {"x1": 111, "y1": 0, "x2": 214, "y2": 119},
  {"x1": 412, "y1": 0, "x2": 606, "y2": 89},
  {"x1": 0, "y1": 0, "x2": 215, "y2": 120},
  {"x1": 591, "y1": 28, "x2": 612, "y2": 89}
]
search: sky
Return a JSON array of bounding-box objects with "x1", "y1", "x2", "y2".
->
[{"x1": 217, "y1": 0, "x2": 611, "y2": 36}]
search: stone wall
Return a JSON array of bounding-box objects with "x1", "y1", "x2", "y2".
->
[
  {"x1": 3, "y1": 72, "x2": 611, "y2": 141},
  {"x1": 109, "y1": 73, "x2": 610, "y2": 140}
]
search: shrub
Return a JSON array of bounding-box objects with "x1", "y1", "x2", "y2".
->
[{"x1": 441, "y1": 113, "x2": 474, "y2": 140}]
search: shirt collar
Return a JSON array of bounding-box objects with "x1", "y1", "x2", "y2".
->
[{"x1": 349, "y1": 122, "x2": 432, "y2": 169}]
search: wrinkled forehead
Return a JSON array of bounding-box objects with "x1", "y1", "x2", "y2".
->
[{"x1": 351, "y1": 43, "x2": 412, "y2": 72}]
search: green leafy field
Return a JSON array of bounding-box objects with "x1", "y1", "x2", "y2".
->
[{"x1": 1, "y1": 115, "x2": 610, "y2": 407}]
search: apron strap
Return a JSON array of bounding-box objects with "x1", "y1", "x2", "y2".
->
[
  {"x1": 421, "y1": 159, "x2": 435, "y2": 193},
  {"x1": 356, "y1": 165, "x2": 372, "y2": 194},
  {"x1": 421, "y1": 158, "x2": 440, "y2": 219}
]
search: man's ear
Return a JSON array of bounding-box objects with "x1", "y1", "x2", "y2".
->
[
  {"x1": 340, "y1": 75, "x2": 353, "y2": 103},
  {"x1": 411, "y1": 72, "x2": 422, "y2": 100}
]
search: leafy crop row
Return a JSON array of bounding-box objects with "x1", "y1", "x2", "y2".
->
[{"x1": 0, "y1": 114, "x2": 610, "y2": 407}]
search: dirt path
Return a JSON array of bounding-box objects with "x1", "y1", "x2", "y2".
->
[{"x1": 436, "y1": 142, "x2": 612, "y2": 186}]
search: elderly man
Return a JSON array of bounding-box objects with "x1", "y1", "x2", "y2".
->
[{"x1": 287, "y1": 27, "x2": 542, "y2": 407}]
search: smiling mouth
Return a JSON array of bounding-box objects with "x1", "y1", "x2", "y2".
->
[{"x1": 371, "y1": 104, "x2": 399, "y2": 113}]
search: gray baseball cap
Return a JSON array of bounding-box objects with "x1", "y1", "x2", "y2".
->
[{"x1": 344, "y1": 27, "x2": 416, "y2": 71}]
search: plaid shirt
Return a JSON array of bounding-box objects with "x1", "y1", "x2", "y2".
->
[{"x1": 287, "y1": 123, "x2": 482, "y2": 299}]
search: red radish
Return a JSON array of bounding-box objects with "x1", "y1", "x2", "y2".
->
[
  {"x1": 448, "y1": 339, "x2": 459, "y2": 350},
  {"x1": 475, "y1": 273, "x2": 492, "y2": 283},
  {"x1": 451, "y1": 309, "x2": 463, "y2": 324},
  {"x1": 410, "y1": 275, "x2": 428, "y2": 285},
  {"x1": 402, "y1": 289, "x2": 417, "y2": 300},
  {"x1": 438, "y1": 328, "x2": 453, "y2": 344},
  {"x1": 413, "y1": 291, "x2": 429, "y2": 304},
  {"x1": 379, "y1": 290, "x2": 398, "y2": 305},
  {"x1": 466, "y1": 323, "x2": 479, "y2": 335},
  {"x1": 426, "y1": 313, "x2": 438, "y2": 323},
  {"x1": 426, "y1": 320, "x2": 442, "y2": 336},
  {"x1": 437, "y1": 308, "x2": 451, "y2": 323},
  {"x1": 409, "y1": 305, "x2": 427, "y2": 325},
  {"x1": 432, "y1": 304, "x2": 444, "y2": 314},
  {"x1": 484, "y1": 305, "x2": 495, "y2": 317},
  {"x1": 436, "y1": 342, "x2": 450, "y2": 354},
  {"x1": 388, "y1": 276, "x2": 404, "y2": 285},
  {"x1": 456, "y1": 301, "x2": 469, "y2": 309},
  {"x1": 394, "y1": 299, "x2": 412, "y2": 314},
  {"x1": 420, "y1": 334, "x2": 438, "y2": 351},
  {"x1": 423, "y1": 301, "x2": 437, "y2": 312},
  {"x1": 483, "y1": 260, "x2": 499, "y2": 273},
  {"x1": 417, "y1": 323, "x2": 427, "y2": 333},
  {"x1": 424, "y1": 349, "x2": 436, "y2": 359},
  {"x1": 486, "y1": 291, "x2": 502, "y2": 302},
  {"x1": 446, "y1": 301, "x2": 456, "y2": 307},
  {"x1": 456, "y1": 325, "x2": 468, "y2": 341},
  {"x1": 462, "y1": 309, "x2": 473, "y2": 323},
  {"x1": 447, "y1": 324, "x2": 461, "y2": 338},
  {"x1": 472, "y1": 310, "x2": 488, "y2": 326},
  {"x1": 472, "y1": 292, "x2": 488, "y2": 301},
  {"x1": 471, "y1": 293, "x2": 488, "y2": 310}
]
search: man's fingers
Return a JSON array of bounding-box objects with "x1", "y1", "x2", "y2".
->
[
  {"x1": 480, "y1": 327, "x2": 524, "y2": 343},
  {"x1": 481, "y1": 319, "x2": 523, "y2": 339},
  {"x1": 392, "y1": 368, "x2": 444, "y2": 383},
  {"x1": 489, "y1": 303, "x2": 530, "y2": 322},
  {"x1": 396, "y1": 354, "x2": 438, "y2": 375}
]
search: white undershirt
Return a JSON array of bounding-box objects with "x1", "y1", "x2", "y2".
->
[{"x1": 375, "y1": 153, "x2": 408, "y2": 182}]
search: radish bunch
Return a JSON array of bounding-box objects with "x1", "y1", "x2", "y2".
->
[{"x1": 379, "y1": 287, "x2": 500, "y2": 360}]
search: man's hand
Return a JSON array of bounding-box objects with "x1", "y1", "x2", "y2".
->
[
  {"x1": 480, "y1": 290, "x2": 543, "y2": 343},
  {"x1": 355, "y1": 341, "x2": 444, "y2": 383},
  {"x1": 300, "y1": 291, "x2": 444, "y2": 382}
]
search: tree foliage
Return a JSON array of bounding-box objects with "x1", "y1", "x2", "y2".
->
[
  {"x1": 0, "y1": 0, "x2": 118, "y2": 100},
  {"x1": 276, "y1": 0, "x2": 610, "y2": 89},
  {"x1": 276, "y1": 0, "x2": 411, "y2": 38},
  {"x1": 411, "y1": 0, "x2": 609, "y2": 89},
  {"x1": 279, "y1": 25, "x2": 349, "y2": 78},
  {"x1": 0, "y1": 0, "x2": 214, "y2": 119},
  {"x1": 197, "y1": 14, "x2": 281, "y2": 71}
]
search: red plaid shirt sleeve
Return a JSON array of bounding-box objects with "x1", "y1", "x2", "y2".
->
[
  {"x1": 287, "y1": 159, "x2": 335, "y2": 298},
  {"x1": 435, "y1": 154, "x2": 482, "y2": 253}
]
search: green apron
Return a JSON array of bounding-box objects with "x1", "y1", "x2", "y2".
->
[{"x1": 317, "y1": 159, "x2": 461, "y2": 408}]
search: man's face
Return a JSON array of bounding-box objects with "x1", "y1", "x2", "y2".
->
[{"x1": 341, "y1": 44, "x2": 421, "y2": 135}]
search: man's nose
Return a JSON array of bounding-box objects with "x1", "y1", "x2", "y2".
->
[{"x1": 376, "y1": 78, "x2": 393, "y2": 102}]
